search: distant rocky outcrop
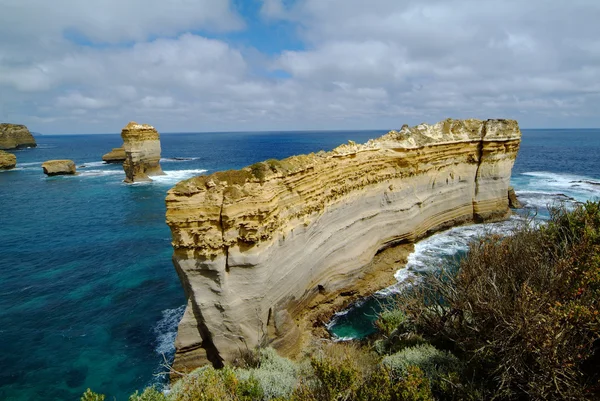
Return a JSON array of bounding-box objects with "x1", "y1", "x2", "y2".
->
[
  {"x1": 42, "y1": 160, "x2": 76, "y2": 176},
  {"x1": 0, "y1": 150, "x2": 17, "y2": 170},
  {"x1": 0, "y1": 124, "x2": 37, "y2": 150},
  {"x1": 508, "y1": 186, "x2": 522, "y2": 209},
  {"x1": 121, "y1": 122, "x2": 164, "y2": 183},
  {"x1": 102, "y1": 147, "x2": 126, "y2": 164},
  {"x1": 165, "y1": 118, "x2": 522, "y2": 373}
]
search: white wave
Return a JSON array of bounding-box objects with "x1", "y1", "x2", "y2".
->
[
  {"x1": 148, "y1": 169, "x2": 208, "y2": 185},
  {"x1": 160, "y1": 157, "x2": 200, "y2": 163},
  {"x1": 77, "y1": 169, "x2": 124, "y2": 177},
  {"x1": 154, "y1": 305, "x2": 185, "y2": 356},
  {"x1": 78, "y1": 161, "x2": 106, "y2": 168},
  {"x1": 515, "y1": 191, "x2": 578, "y2": 211},
  {"x1": 17, "y1": 162, "x2": 42, "y2": 167},
  {"x1": 515, "y1": 171, "x2": 600, "y2": 202}
]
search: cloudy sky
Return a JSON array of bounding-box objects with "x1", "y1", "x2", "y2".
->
[{"x1": 0, "y1": 0, "x2": 598, "y2": 134}]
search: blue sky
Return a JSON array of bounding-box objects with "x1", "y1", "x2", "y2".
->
[{"x1": 0, "y1": 0, "x2": 599, "y2": 134}]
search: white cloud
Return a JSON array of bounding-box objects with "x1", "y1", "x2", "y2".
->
[
  {"x1": 0, "y1": 0, "x2": 243, "y2": 45},
  {"x1": 1, "y1": 0, "x2": 600, "y2": 132}
]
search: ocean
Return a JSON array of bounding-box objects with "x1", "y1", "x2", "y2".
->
[{"x1": 1, "y1": 128, "x2": 599, "y2": 400}]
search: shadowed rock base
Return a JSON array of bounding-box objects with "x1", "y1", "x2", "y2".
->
[{"x1": 166, "y1": 118, "x2": 522, "y2": 378}]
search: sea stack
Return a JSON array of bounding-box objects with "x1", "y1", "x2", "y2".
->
[
  {"x1": 42, "y1": 160, "x2": 77, "y2": 176},
  {"x1": 0, "y1": 124, "x2": 37, "y2": 150},
  {"x1": 102, "y1": 147, "x2": 126, "y2": 164},
  {"x1": 121, "y1": 122, "x2": 164, "y2": 183},
  {"x1": 165, "y1": 118, "x2": 522, "y2": 374},
  {"x1": 0, "y1": 150, "x2": 17, "y2": 170}
]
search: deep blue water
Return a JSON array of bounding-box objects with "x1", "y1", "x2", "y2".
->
[
  {"x1": 0, "y1": 130, "x2": 383, "y2": 401},
  {"x1": 1, "y1": 128, "x2": 599, "y2": 400}
]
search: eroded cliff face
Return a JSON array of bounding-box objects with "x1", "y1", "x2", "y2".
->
[
  {"x1": 166, "y1": 118, "x2": 521, "y2": 372},
  {"x1": 121, "y1": 122, "x2": 164, "y2": 183},
  {"x1": 0, "y1": 124, "x2": 36, "y2": 150}
]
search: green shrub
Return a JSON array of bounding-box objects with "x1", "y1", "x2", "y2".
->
[
  {"x1": 375, "y1": 309, "x2": 407, "y2": 337},
  {"x1": 383, "y1": 344, "x2": 461, "y2": 383},
  {"x1": 395, "y1": 201, "x2": 600, "y2": 400},
  {"x1": 169, "y1": 366, "x2": 240, "y2": 401},
  {"x1": 80, "y1": 389, "x2": 105, "y2": 401},
  {"x1": 129, "y1": 386, "x2": 167, "y2": 401},
  {"x1": 236, "y1": 347, "x2": 299, "y2": 400},
  {"x1": 394, "y1": 366, "x2": 434, "y2": 401}
]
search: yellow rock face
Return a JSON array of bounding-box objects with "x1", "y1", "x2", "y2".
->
[
  {"x1": 0, "y1": 123, "x2": 36, "y2": 150},
  {"x1": 42, "y1": 159, "x2": 76, "y2": 176},
  {"x1": 121, "y1": 122, "x2": 164, "y2": 183},
  {"x1": 102, "y1": 147, "x2": 126, "y2": 163},
  {"x1": 0, "y1": 150, "x2": 17, "y2": 170},
  {"x1": 165, "y1": 118, "x2": 521, "y2": 371}
]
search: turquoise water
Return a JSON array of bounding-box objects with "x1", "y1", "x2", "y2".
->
[
  {"x1": 328, "y1": 129, "x2": 600, "y2": 340},
  {"x1": 0, "y1": 130, "x2": 384, "y2": 401},
  {"x1": 1, "y1": 129, "x2": 599, "y2": 400}
]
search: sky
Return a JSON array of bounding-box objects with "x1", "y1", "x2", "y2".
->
[{"x1": 0, "y1": 0, "x2": 599, "y2": 134}]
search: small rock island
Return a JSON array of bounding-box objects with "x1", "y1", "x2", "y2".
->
[
  {"x1": 0, "y1": 150, "x2": 17, "y2": 170},
  {"x1": 102, "y1": 147, "x2": 126, "y2": 164},
  {"x1": 165, "y1": 118, "x2": 522, "y2": 374},
  {"x1": 0, "y1": 123, "x2": 37, "y2": 150},
  {"x1": 42, "y1": 160, "x2": 77, "y2": 176},
  {"x1": 121, "y1": 122, "x2": 164, "y2": 183}
]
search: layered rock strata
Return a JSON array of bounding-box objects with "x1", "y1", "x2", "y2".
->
[
  {"x1": 0, "y1": 124, "x2": 37, "y2": 150},
  {"x1": 121, "y1": 122, "x2": 164, "y2": 183},
  {"x1": 166, "y1": 118, "x2": 522, "y2": 373},
  {"x1": 102, "y1": 147, "x2": 126, "y2": 163},
  {"x1": 42, "y1": 160, "x2": 76, "y2": 176},
  {"x1": 0, "y1": 150, "x2": 17, "y2": 170}
]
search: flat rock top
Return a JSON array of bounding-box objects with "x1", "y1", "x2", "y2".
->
[
  {"x1": 121, "y1": 121, "x2": 160, "y2": 141},
  {"x1": 172, "y1": 118, "x2": 520, "y2": 196}
]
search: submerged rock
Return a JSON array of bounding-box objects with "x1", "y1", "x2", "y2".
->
[
  {"x1": 0, "y1": 150, "x2": 17, "y2": 170},
  {"x1": 121, "y1": 122, "x2": 164, "y2": 183},
  {"x1": 0, "y1": 124, "x2": 37, "y2": 150},
  {"x1": 42, "y1": 160, "x2": 77, "y2": 176},
  {"x1": 102, "y1": 147, "x2": 126, "y2": 164},
  {"x1": 165, "y1": 118, "x2": 522, "y2": 374}
]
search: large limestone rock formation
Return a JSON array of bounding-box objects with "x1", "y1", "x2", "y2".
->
[
  {"x1": 165, "y1": 118, "x2": 522, "y2": 372},
  {"x1": 0, "y1": 124, "x2": 37, "y2": 150},
  {"x1": 0, "y1": 150, "x2": 17, "y2": 170},
  {"x1": 121, "y1": 122, "x2": 164, "y2": 183},
  {"x1": 102, "y1": 147, "x2": 126, "y2": 163},
  {"x1": 42, "y1": 160, "x2": 77, "y2": 176}
]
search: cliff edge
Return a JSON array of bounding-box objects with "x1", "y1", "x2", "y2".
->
[
  {"x1": 0, "y1": 124, "x2": 36, "y2": 150},
  {"x1": 165, "y1": 118, "x2": 522, "y2": 373}
]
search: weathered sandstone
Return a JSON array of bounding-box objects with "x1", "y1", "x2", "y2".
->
[
  {"x1": 0, "y1": 150, "x2": 17, "y2": 170},
  {"x1": 508, "y1": 186, "x2": 522, "y2": 209},
  {"x1": 102, "y1": 147, "x2": 126, "y2": 163},
  {"x1": 42, "y1": 160, "x2": 76, "y2": 176},
  {"x1": 121, "y1": 122, "x2": 164, "y2": 183},
  {"x1": 0, "y1": 123, "x2": 37, "y2": 150},
  {"x1": 165, "y1": 118, "x2": 522, "y2": 372}
]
